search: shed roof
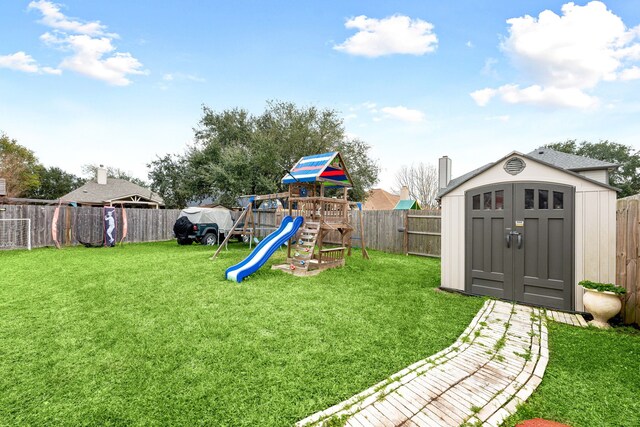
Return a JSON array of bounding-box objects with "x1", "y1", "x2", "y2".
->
[
  {"x1": 281, "y1": 152, "x2": 352, "y2": 187},
  {"x1": 526, "y1": 147, "x2": 618, "y2": 171},
  {"x1": 394, "y1": 199, "x2": 421, "y2": 210},
  {"x1": 437, "y1": 150, "x2": 619, "y2": 199},
  {"x1": 62, "y1": 178, "x2": 164, "y2": 205}
]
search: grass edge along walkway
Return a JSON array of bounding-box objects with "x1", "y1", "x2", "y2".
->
[{"x1": 297, "y1": 300, "x2": 549, "y2": 427}]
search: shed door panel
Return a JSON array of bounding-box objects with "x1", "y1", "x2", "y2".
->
[
  {"x1": 513, "y1": 183, "x2": 574, "y2": 310},
  {"x1": 465, "y1": 184, "x2": 513, "y2": 299}
]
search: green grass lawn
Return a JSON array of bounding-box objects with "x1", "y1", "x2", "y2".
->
[
  {"x1": 0, "y1": 241, "x2": 483, "y2": 426},
  {"x1": 504, "y1": 322, "x2": 640, "y2": 427}
]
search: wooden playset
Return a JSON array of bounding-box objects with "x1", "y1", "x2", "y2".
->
[
  {"x1": 213, "y1": 151, "x2": 368, "y2": 278},
  {"x1": 275, "y1": 151, "x2": 368, "y2": 275}
]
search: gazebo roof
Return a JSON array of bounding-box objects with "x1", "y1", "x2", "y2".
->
[{"x1": 281, "y1": 151, "x2": 353, "y2": 187}]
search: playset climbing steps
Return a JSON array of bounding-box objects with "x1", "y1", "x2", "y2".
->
[{"x1": 290, "y1": 221, "x2": 319, "y2": 271}]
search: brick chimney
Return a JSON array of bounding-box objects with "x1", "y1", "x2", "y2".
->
[
  {"x1": 438, "y1": 156, "x2": 452, "y2": 189},
  {"x1": 97, "y1": 165, "x2": 107, "y2": 185}
]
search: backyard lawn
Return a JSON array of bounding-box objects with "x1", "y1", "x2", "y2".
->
[
  {"x1": 0, "y1": 241, "x2": 482, "y2": 426},
  {"x1": 505, "y1": 322, "x2": 640, "y2": 427},
  {"x1": 2, "y1": 242, "x2": 640, "y2": 426}
]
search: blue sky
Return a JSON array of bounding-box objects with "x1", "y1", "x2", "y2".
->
[{"x1": 1, "y1": 1, "x2": 639, "y2": 191}]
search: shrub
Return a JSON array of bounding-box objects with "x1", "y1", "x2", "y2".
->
[{"x1": 579, "y1": 280, "x2": 626, "y2": 295}]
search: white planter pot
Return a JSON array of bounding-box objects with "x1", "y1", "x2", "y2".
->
[{"x1": 582, "y1": 288, "x2": 622, "y2": 329}]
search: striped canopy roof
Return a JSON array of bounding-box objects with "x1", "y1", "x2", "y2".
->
[{"x1": 282, "y1": 152, "x2": 353, "y2": 187}]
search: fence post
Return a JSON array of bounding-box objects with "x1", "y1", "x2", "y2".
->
[{"x1": 403, "y1": 210, "x2": 408, "y2": 255}]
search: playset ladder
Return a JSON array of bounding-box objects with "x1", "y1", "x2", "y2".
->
[{"x1": 290, "y1": 221, "x2": 319, "y2": 271}]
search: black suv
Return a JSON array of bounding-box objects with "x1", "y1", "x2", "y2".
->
[{"x1": 173, "y1": 216, "x2": 220, "y2": 245}]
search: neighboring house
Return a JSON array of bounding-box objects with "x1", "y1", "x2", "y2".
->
[
  {"x1": 61, "y1": 166, "x2": 164, "y2": 208},
  {"x1": 363, "y1": 188, "x2": 400, "y2": 210},
  {"x1": 437, "y1": 148, "x2": 618, "y2": 312}
]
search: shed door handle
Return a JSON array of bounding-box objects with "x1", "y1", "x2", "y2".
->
[{"x1": 507, "y1": 231, "x2": 522, "y2": 249}]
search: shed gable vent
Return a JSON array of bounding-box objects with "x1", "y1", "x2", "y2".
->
[{"x1": 504, "y1": 157, "x2": 526, "y2": 175}]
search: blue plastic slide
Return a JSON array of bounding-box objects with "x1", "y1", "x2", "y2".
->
[{"x1": 225, "y1": 216, "x2": 304, "y2": 283}]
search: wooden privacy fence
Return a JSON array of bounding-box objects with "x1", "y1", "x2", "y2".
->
[
  {"x1": 249, "y1": 208, "x2": 442, "y2": 257},
  {"x1": 617, "y1": 195, "x2": 640, "y2": 325},
  {"x1": 1, "y1": 204, "x2": 443, "y2": 257},
  {"x1": 0, "y1": 204, "x2": 182, "y2": 248}
]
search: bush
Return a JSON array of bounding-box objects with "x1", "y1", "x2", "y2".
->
[{"x1": 579, "y1": 280, "x2": 626, "y2": 295}]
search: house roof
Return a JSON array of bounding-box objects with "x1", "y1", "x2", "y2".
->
[
  {"x1": 394, "y1": 199, "x2": 421, "y2": 210},
  {"x1": 437, "y1": 150, "x2": 619, "y2": 199},
  {"x1": 62, "y1": 178, "x2": 164, "y2": 205},
  {"x1": 281, "y1": 151, "x2": 353, "y2": 187},
  {"x1": 526, "y1": 147, "x2": 619, "y2": 171},
  {"x1": 363, "y1": 188, "x2": 400, "y2": 210}
]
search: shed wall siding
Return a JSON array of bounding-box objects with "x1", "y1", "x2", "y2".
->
[
  {"x1": 578, "y1": 169, "x2": 608, "y2": 184},
  {"x1": 441, "y1": 156, "x2": 616, "y2": 311}
]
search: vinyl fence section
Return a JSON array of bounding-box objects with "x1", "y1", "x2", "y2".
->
[
  {"x1": 616, "y1": 195, "x2": 640, "y2": 325},
  {"x1": 0, "y1": 205, "x2": 182, "y2": 249}
]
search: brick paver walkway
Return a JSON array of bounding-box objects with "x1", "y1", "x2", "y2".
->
[{"x1": 297, "y1": 300, "x2": 549, "y2": 427}]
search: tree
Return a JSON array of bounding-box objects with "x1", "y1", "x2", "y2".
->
[
  {"x1": 82, "y1": 164, "x2": 149, "y2": 188},
  {"x1": 394, "y1": 162, "x2": 439, "y2": 208},
  {"x1": 26, "y1": 166, "x2": 85, "y2": 200},
  {"x1": 0, "y1": 132, "x2": 41, "y2": 197},
  {"x1": 147, "y1": 154, "x2": 190, "y2": 209},
  {"x1": 149, "y1": 101, "x2": 380, "y2": 207},
  {"x1": 544, "y1": 140, "x2": 640, "y2": 198}
]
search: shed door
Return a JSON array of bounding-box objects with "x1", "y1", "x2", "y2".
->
[
  {"x1": 465, "y1": 184, "x2": 514, "y2": 300},
  {"x1": 465, "y1": 183, "x2": 574, "y2": 310}
]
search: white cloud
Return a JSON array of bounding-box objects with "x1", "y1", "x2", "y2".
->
[
  {"x1": 482, "y1": 58, "x2": 498, "y2": 77},
  {"x1": 0, "y1": 51, "x2": 61, "y2": 74},
  {"x1": 0, "y1": 52, "x2": 39, "y2": 73},
  {"x1": 42, "y1": 32, "x2": 146, "y2": 86},
  {"x1": 466, "y1": 41, "x2": 474, "y2": 48},
  {"x1": 470, "y1": 88, "x2": 497, "y2": 107},
  {"x1": 0, "y1": 1, "x2": 147, "y2": 85},
  {"x1": 381, "y1": 106, "x2": 425, "y2": 123},
  {"x1": 28, "y1": 0, "x2": 109, "y2": 36},
  {"x1": 334, "y1": 15, "x2": 438, "y2": 57},
  {"x1": 472, "y1": 1, "x2": 640, "y2": 109},
  {"x1": 161, "y1": 72, "x2": 206, "y2": 86},
  {"x1": 472, "y1": 84, "x2": 598, "y2": 109},
  {"x1": 620, "y1": 66, "x2": 640, "y2": 80}
]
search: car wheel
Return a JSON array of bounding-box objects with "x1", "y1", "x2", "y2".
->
[
  {"x1": 202, "y1": 233, "x2": 217, "y2": 245},
  {"x1": 178, "y1": 237, "x2": 193, "y2": 245}
]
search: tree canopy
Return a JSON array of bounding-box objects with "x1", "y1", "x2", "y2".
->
[
  {"x1": 544, "y1": 139, "x2": 640, "y2": 198},
  {"x1": 0, "y1": 132, "x2": 41, "y2": 197},
  {"x1": 148, "y1": 101, "x2": 380, "y2": 208},
  {"x1": 26, "y1": 166, "x2": 85, "y2": 200}
]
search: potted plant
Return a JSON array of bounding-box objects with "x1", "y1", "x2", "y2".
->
[{"x1": 580, "y1": 280, "x2": 627, "y2": 328}]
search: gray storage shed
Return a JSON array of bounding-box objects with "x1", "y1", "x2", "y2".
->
[{"x1": 437, "y1": 148, "x2": 618, "y2": 312}]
